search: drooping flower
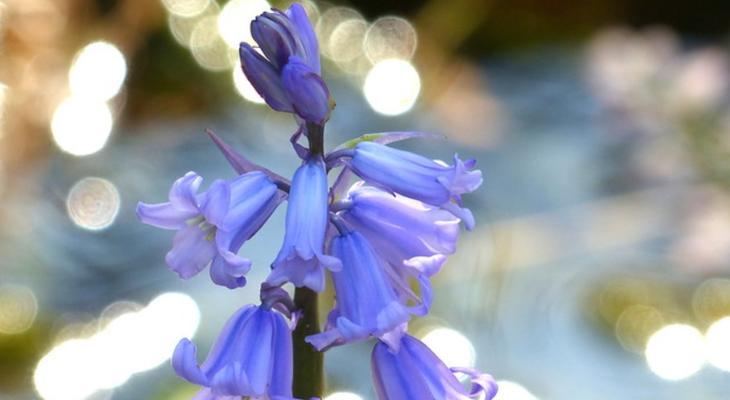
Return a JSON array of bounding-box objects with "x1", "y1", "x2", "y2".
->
[
  {"x1": 306, "y1": 230, "x2": 411, "y2": 350},
  {"x1": 371, "y1": 334, "x2": 498, "y2": 400},
  {"x1": 240, "y1": 4, "x2": 331, "y2": 124},
  {"x1": 172, "y1": 305, "x2": 294, "y2": 399},
  {"x1": 346, "y1": 141, "x2": 483, "y2": 229},
  {"x1": 334, "y1": 183, "x2": 460, "y2": 315},
  {"x1": 136, "y1": 171, "x2": 282, "y2": 288},
  {"x1": 336, "y1": 182, "x2": 460, "y2": 277},
  {"x1": 267, "y1": 156, "x2": 341, "y2": 292}
]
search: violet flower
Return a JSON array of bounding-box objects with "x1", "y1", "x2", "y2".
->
[
  {"x1": 371, "y1": 334, "x2": 498, "y2": 400},
  {"x1": 267, "y1": 156, "x2": 341, "y2": 292},
  {"x1": 240, "y1": 4, "x2": 331, "y2": 125},
  {"x1": 336, "y1": 183, "x2": 460, "y2": 277},
  {"x1": 172, "y1": 305, "x2": 293, "y2": 399},
  {"x1": 346, "y1": 141, "x2": 482, "y2": 229},
  {"x1": 306, "y1": 230, "x2": 411, "y2": 350},
  {"x1": 136, "y1": 171, "x2": 282, "y2": 289}
]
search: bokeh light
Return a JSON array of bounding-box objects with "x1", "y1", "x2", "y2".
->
[
  {"x1": 644, "y1": 324, "x2": 705, "y2": 380},
  {"x1": 363, "y1": 59, "x2": 421, "y2": 116},
  {"x1": 68, "y1": 41, "x2": 127, "y2": 101},
  {"x1": 692, "y1": 278, "x2": 730, "y2": 324},
  {"x1": 328, "y1": 18, "x2": 368, "y2": 64},
  {"x1": 614, "y1": 304, "x2": 665, "y2": 354},
  {"x1": 217, "y1": 0, "x2": 270, "y2": 48},
  {"x1": 364, "y1": 16, "x2": 418, "y2": 63},
  {"x1": 0, "y1": 284, "x2": 39, "y2": 335},
  {"x1": 233, "y1": 65, "x2": 265, "y2": 104},
  {"x1": 0, "y1": 83, "x2": 7, "y2": 137},
  {"x1": 493, "y1": 380, "x2": 539, "y2": 400},
  {"x1": 51, "y1": 97, "x2": 113, "y2": 156},
  {"x1": 316, "y1": 7, "x2": 363, "y2": 59},
  {"x1": 66, "y1": 177, "x2": 121, "y2": 231},
  {"x1": 704, "y1": 317, "x2": 730, "y2": 372},
  {"x1": 421, "y1": 327, "x2": 476, "y2": 368},
  {"x1": 324, "y1": 392, "x2": 364, "y2": 400},
  {"x1": 162, "y1": 0, "x2": 212, "y2": 18},
  {"x1": 34, "y1": 293, "x2": 200, "y2": 400},
  {"x1": 167, "y1": 2, "x2": 221, "y2": 48},
  {"x1": 190, "y1": 15, "x2": 234, "y2": 71}
]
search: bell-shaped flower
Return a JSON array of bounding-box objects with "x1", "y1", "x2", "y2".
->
[
  {"x1": 347, "y1": 141, "x2": 482, "y2": 229},
  {"x1": 282, "y1": 56, "x2": 331, "y2": 125},
  {"x1": 372, "y1": 334, "x2": 498, "y2": 400},
  {"x1": 337, "y1": 183, "x2": 460, "y2": 277},
  {"x1": 136, "y1": 171, "x2": 282, "y2": 288},
  {"x1": 267, "y1": 156, "x2": 341, "y2": 292},
  {"x1": 172, "y1": 305, "x2": 294, "y2": 399},
  {"x1": 250, "y1": 3, "x2": 320, "y2": 73},
  {"x1": 306, "y1": 230, "x2": 411, "y2": 350}
]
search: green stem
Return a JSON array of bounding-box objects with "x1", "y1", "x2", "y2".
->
[{"x1": 292, "y1": 287, "x2": 324, "y2": 398}]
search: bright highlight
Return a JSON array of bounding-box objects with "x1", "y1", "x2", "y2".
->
[
  {"x1": 51, "y1": 97, "x2": 113, "y2": 156},
  {"x1": 364, "y1": 59, "x2": 420, "y2": 116},
  {"x1": 705, "y1": 317, "x2": 730, "y2": 372},
  {"x1": 218, "y1": 0, "x2": 270, "y2": 48},
  {"x1": 421, "y1": 327, "x2": 476, "y2": 368},
  {"x1": 34, "y1": 293, "x2": 200, "y2": 400},
  {"x1": 324, "y1": 392, "x2": 364, "y2": 400},
  {"x1": 69, "y1": 41, "x2": 127, "y2": 101},
  {"x1": 645, "y1": 323, "x2": 705, "y2": 380}
]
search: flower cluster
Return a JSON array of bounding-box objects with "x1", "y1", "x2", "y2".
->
[{"x1": 137, "y1": 4, "x2": 497, "y2": 399}]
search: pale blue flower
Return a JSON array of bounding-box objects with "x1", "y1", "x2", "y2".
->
[
  {"x1": 267, "y1": 156, "x2": 341, "y2": 292},
  {"x1": 372, "y1": 334, "x2": 498, "y2": 400},
  {"x1": 173, "y1": 305, "x2": 294, "y2": 399},
  {"x1": 136, "y1": 171, "x2": 282, "y2": 288}
]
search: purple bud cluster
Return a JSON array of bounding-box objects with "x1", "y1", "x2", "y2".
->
[{"x1": 137, "y1": 4, "x2": 496, "y2": 399}]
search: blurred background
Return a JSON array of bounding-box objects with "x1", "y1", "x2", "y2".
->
[{"x1": 1, "y1": 0, "x2": 729, "y2": 399}]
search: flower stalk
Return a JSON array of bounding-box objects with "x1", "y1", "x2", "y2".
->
[{"x1": 292, "y1": 287, "x2": 324, "y2": 398}]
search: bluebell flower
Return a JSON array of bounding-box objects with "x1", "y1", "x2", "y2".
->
[
  {"x1": 336, "y1": 183, "x2": 460, "y2": 277},
  {"x1": 334, "y1": 183, "x2": 460, "y2": 315},
  {"x1": 306, "y1": 230, "x2": 411, "y2": 350},
  {"x1": 172, "y1": 305, "x2": 293, "y2": 399},
  {"x1": 346, "y1": 141, "x2": 482, "y2": 229},
  {"x1": 136, "y1": 171, "x2": 282, "y2": 288},
  {"x1": 240, "y1": 4, "x2": 331, "y2": 124},
  {"x1": 372, "y1": 334, "x2": 498, "y2": 400},
  {"x1": 267, "y1": 156, "x2": 341, "y2": 292}
]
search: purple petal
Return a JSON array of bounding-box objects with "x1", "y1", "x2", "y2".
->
[
  {"x1": 285, "y1": 3, "x2": 320, "y2": 73},
  {"x1": 209, "y1": 252, "x2": 249, "y2": 289},
  {"x1": 281, "y1": 56, "x2": 331, "y2": 124},
  {"x1": 172, "y1": 339, "x2": 209, "y2": 386},
  {"x1": 270, "y1": 157, "x2": 339, "y2": 291},
  {"x1": 136, "y1": 201, "x2": 196, "y2": 229},
  {"x1": 199, "y1": 179, "x2": 230, "y2": 227},
  {"x1": 313, "y1": 231, "x2": 410, "y2": 348},
  {"x1": 168, "y1": 171, "x2": 203, "y2": 210},
  {"x1": 239, "y1": 43, "x2": 293, "y2": 112},
  {"x1": 164, "y1": 225, "x2": 217, "y2": 279},
  {"x1": 451, "y1": 367, "x2": 499, "y2": 400}
]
